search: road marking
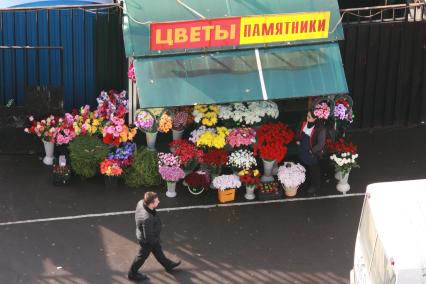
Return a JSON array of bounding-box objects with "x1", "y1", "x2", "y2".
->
[{"x1": 0, "y1": 193, "x2": 365, "y2": 226}]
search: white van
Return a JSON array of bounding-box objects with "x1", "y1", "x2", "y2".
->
[{"x1": 350, "y1": 179, "x2": 426, "y2": 284}]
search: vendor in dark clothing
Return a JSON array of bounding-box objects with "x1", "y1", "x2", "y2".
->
[{"x1": 295, "y1": 111, "x2": 326, "y2": 194}]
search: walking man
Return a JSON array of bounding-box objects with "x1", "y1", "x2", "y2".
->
[{"x1": 128, "y1": 192, "x2": 181, "y2": 281}]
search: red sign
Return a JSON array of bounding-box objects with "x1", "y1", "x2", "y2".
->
[{"x1": 150, "y1": 17, "x2": 241, "y2": 51}]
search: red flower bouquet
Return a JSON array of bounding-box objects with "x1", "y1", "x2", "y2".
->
[
  {"x1": 169, "y1": 140, "x2": 203, "y2": 171},
  {"x1": 201, "y1": 149, "x2": 228, "y2": 175},
  {"x1": 100, "y1": 159, "x2": 123, "y2": 176},
  {"x1": 184, "y1": 171, "x2": 210, "y2": 189},
  {"x1": 254, "y1": 122, "x2": 294, "y2": 162},
  {"x1": 325, "y1": 138, "x2": 358, "y2": 155},
  {"x1": 238, "y1": 169, "x2": 261, "y2": 186}
]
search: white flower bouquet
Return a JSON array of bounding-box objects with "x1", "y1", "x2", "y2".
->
[
  {"x1": 277, "y1": 162, "x2": 306, "y2": 188},
  {"x1": 227, "y1": 149, "x2": 257, "y2": 170},
  {"x1": 330, "y1": 152, "x2": 359, "y2": 175},
  {"x1": 212, "y1": 174, "x2": 242, "y2": 191}
]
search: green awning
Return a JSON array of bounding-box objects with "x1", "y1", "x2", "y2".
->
[
  {"x1": 134, "y1": 42, "x2": 348, "y2": 108},
  {"x1": 123, "y1": 0, "x2": 344, "y2": 57}
]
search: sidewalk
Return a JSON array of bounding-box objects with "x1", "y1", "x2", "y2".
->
[{"x1": 0, "y1": 124, "x2": 425, "y2": 224}]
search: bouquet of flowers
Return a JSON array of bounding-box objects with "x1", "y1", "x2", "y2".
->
[
  {"x1": 100, "y1": 159, "x2": 123, "y2": 176},
  {"x1": 106, "y1": 142, "x2": 137, "y2": 168},
  {"x1": 326, "y1": 138, "x2": 359, "y2": 175},
  {"x1": 95, "y1": 90, "x2": 128, "y2": 120},
  {"x1": 193, "y1": 104, "x2": 219, "y2": 126},
  {"x1": 134, "y1": 108, "x2": 171, "y2": 133},
  {"x1": 246, "y1": 101, "x2": 279, "y2": 125},
  {"x1": 24, "y1": 115, "x2": 61, "y2": 143},
  {"x1": 171, "y1": 106, "x2": 194, "y2": 131},
  {"x1": 102, "y1": 116, "x2": 137, "y2": 146},
  {"x1": 201, "y1": 149, "x2": 228, "y2": 175},
  {"x1": 254, "y1": 122, "x2": 294, "y2": 162},
  {"x1": 195, "y1": 127, "x2": 229, "y2": 149},
  {"x1": 158, "y1": 111, "x2": 172, "y2": 133},
  {"x1": 277, "y1": 162, "x2": 306, "y2": 188},
  {"x1": 226, "y1": 128, "x2": 256, "y2": 148},
  {"x1": 184, "y1": 170, "x2": 210, "y2": 189},
  {"x1": 72, "y1": 105, "x2": 105, "y2": 136},
  {"x1": 227, "y1": 149, "x2": 257, "y2": 170},
  {"x1": 55, "y1": 113, "x2": 77, "y2": 145},
  {"x1": 158, "y1": 152, "x2": 185, "y2": 182},
  {"x1": 238, "y1": 169, "x2": 261, "y2": 186},
  {"x1": 334, "y1": 97, "x2": 353, "y2": 123},
  {"x1": 218, "y1": 101, "x2": 279, "y2": 127},
  {"x1": 169, "y1": 140, "x2": 203, "y2": 171},
  {"x1": 212, "y1": 174, "x2": 241, "y2": 191}
]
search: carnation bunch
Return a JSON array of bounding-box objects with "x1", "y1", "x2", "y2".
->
[
  {"x1": 226, "y1": 128, "x2": 256, "y2": 148},
  {"x1": 158, "y1": 152, "x2": 181, "y2": 168},
  {"x1": 212, "y1": 174, "x2": 242, "y2": 191},
  {"x1": 277, "y1": 162, "x2": 306, "y2": 188},
  {"x1": 227, "y1": 149, "x2": 257, "y2": 170},
  {"x1": 254, "y1": 122, "x2": 294, "y2": 162},
  {"x1": 100, "y1": 159, "x2": 123, "y2": 176},
  {"x1": 158, "y1": 166, "x2": 185, "y2": 182},
  {"x1": 193, "y1": 104, "x2": 218, "y2": 126},
  {"x1": 169, "y1": 140, "x2": 203, "y2": 170}
]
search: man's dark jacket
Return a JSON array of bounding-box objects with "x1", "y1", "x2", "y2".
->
[{"x1": 135, "y1": 200, "x2": 162, "y2": 245}]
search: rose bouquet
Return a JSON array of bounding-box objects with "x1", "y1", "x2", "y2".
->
[
  {"x1": 254, "y1": 122, "x2": 294, "y2": 162},
  {"x1": 184, "y1": 171, "x2": 210, "y2": 189},
  {"x1": 226, "y1": 128, "x2": 256, "y2": 148},
  {"x1": 212, "y1": 174, "x2": 241, "y2": 191},
  {"x1": 227, "y1": 149, "x2": 257, "y2": 170},
  {"x1": 24, "y1": 115, "x2": 61, "y2": 143},
  {"x1": 193, "y1": 104, "x2": 219, "y2": 126},
  {"x1": 169, "y1": 140, "x2": 203, "y2": 172},
  {"x1": 277, "y1": 162, "x2": 306, "y2": 188},
  {"x1": 100, "y1": 159, "x2": 123, "y2": 176},
  {"x1": 326, "y1": 138, "x2": 359, "y2": 175}
]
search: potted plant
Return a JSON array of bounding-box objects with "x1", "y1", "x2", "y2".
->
[
  {"x1": 158, "y1": 152, "x2": 185, "y2": 198},
  {"x1": 123, "y1": 146, "x2": 162, "y2": 187},
  {"x1": 277, "y1": 162, "x2": 306, "y2": 197},
  {"x1": 100, "y1": 159, "x2": 123, "y2": 188},
  {"x1": 227, "y1": 149, "x2": 257, "y2": 173},
  {"x1": 238, "y1": 169, "x2": 261, "y2": 200},
  {"x1": 184, "y1": 171, "x2": 210, "y2": 195},
  {"x1": 254, "y1": 122, "x2": 294, "y2": 182},
  {"x1": 68, "y1": 135, "x2": 109, "y2": 179},
  {"x1": 52, "y1": 164, "x2": 71, "y2": 186},
  {"x1": 212, "y1": 174, "x2": 241, "y2": 203},
  {"x1": 326, "y1": 138, "x2": 360, "y2": 194}
]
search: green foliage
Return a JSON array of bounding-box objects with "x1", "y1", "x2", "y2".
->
[
  {"x1": 124, "y1": 146, "x2": 162, "y2": 187},
  {"x1": 68, "y1": 136, "x2": 109, "y2": 178}
]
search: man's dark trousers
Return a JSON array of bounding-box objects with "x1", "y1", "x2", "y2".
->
[{"x1": 130, "y1": 242, "x2": 173, "y2": 273}]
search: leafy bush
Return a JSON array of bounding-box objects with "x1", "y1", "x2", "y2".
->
[
  {"x1": 68, "y1": 136, "x2": 109, "y2": 178},
  {"x1": 124, "y1": 146, "x2": 162, "y2": 187}
]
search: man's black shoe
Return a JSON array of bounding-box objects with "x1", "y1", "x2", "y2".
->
[
  {"x1": 166, "y1": 260, "x2": 181, "y2": 272},
  {"x1": 127, "y1": 272, "x2": 149, "y2": 281}
]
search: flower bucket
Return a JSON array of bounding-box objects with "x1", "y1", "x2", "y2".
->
[
  {"x1": 166, "y1": 181, "x2": 177, "y2": 198},
  {"x1": 261, "y1": 159, "x2": 275, "y2": 182},
  {"x1": 218, "y1": 188, "x2": 235, "y2": 203},
  {"x1": 244, "y1": 184, "x2": 256, "y2": 200},
  {"x1": 335, "y1": 170, "x2": 351, "y2": 194},
  {"x1": 284, "y1": 186, "x2": 298, "y2": 197},
  {"x1": 146, "y1": 132, "x2": 158, "y2": 151},
  {"x1": 104, "y1": 176, "x2": 119, "y2": 188},
  {"x1": 43, "y1": 140, "x2": 55, "y2": 166},
  {"x1": 172, "y1": 129, "x2": 184, "y2": 140}
]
